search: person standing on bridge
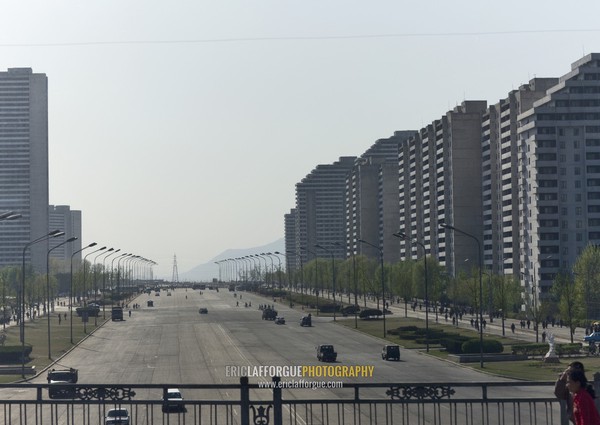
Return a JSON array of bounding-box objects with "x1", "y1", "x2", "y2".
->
[{"x1": 567, "y1": 368, "x2": 600, "y2": 425}]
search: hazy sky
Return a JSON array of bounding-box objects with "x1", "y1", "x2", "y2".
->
[{"x1": 1, "y1": 1, "x2": 599, "y2": 279}]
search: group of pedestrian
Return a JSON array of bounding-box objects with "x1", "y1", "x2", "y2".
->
[{"x1": 555, "y1": 361, "x2": 600, "y2": 425}]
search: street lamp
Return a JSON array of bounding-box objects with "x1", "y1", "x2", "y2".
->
[
  {"x1": 1, "y1": 212, "x2": 21, "y2": 330},
  {"x1": 440, "y1": 222, "x2": 484, "y2": 368},
  {"x1": 21, "y1": 229, "x2": 64, "y2": 378},
  {"x1": 70, "y1": 242, "x2": 97, "y2": 344},
  {"x1": 111, "y1": 253, "x2": 128, "y2": 306},
  {"x1": 82, "y1": 246, "x2": 106, "y2": 333},
  {"x1": 358, "y1": 239, "x2": 386, "y2": 338},
  {"x1": 102, "y1": 249, "x2": 120, "y2": 319},
  {"x1": 93, "y1": 248, "x2": 114, "y2": 324},
  {"x1": 301, "y1": 247, "x2": 320, "y2": 316},
  {"x1": 46, "y1": 236, "x2": 77, "y2": 359},
  {"x1": 394, "y1": 232, "x2": 429, "y2": 352},
  {"x1": 315, "y1": 244, "x2": 336, "y2": 321}
]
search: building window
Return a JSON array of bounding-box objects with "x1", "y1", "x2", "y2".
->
[
  {"x1": 576, "y1": 194, "x2": 582, "y2": 202},
  {"x1": 577, "y1": 220, "x2": 583, "y2": 228},
  {"x1": 576, "y1": 181, "x2": 582, "y2": 188},
  {"x1": 575, "y1": 167, "x2": 581, "y2": 175},
  {"x1": 560, "y1": 154, "x2": 566, "y2": 162},
  {"x1": 577, "y1": 207, "x2": 582, "y2": 215},
  {"x1": 561, "y1": 194, "x2": 567, "y2": 202},
  {"x1": 562, "y1": 207, "x2": 568, "y2": 215},
  {"x1": 577, "y1": 233, "x2": 583, "y2": 241}
]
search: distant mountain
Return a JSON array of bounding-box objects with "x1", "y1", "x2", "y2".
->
[{"x1": 179, "y1": 238, "x2": 285, "y2": 282}]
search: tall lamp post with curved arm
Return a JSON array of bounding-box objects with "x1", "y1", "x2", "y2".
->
[
  {"x1": 315, "y1": 244, "x2": 336, "y2": 321},
  {"x1": 358, "y1": 239, "x2": 386, "y2": 338},
  {"x1": 1, "y1": 212, "x2": 21, "y2": 329},
  {"x1": 46, "y1": 236, "x2": 77, "y2": 359},
  {"x1": 394, "y1": 232, "x2": 429, "y2": 352},
  {"x1": 93, "y1": 248, "x2": 113, "y2": 324},
  {"x1": 21, "y1": 229, "x2": 64, "y2": 378},
  {"x1": 300, "y1": 247, "x2": 320, "y2": 316},
  {"x1": 102, "y1": 249, "x2": 120, "y2": 319},
  {"x1": 440, "y1": 222, "x2": 484, "y2": 368},
  {"x1": 70, "y1": 242, "x2": 96, "y2": 344},
  {"x1": 82, "y1": 246, "x2": 106, "y2": 333},
  {"x1": 111, "y1": 253, "x2": 128, "y2": 306}
]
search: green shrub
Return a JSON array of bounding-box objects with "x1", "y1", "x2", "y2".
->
[
  {"x1": 0, "y1": 345, "x2": 33, "y2": 362},
  {"x1": 556, "y1": 343, "x2": 583, "y2": 356},
  {"x1": 441, "y1": 335, "x2": 471, "y2": 354},
  {"x1": 461, "y1": 339, "x2": 504, "y2": 354},
  {"x1": 511, "y1": 343, "x2": 547, "y2": 356},
  {"x1": 359, "y1": 309, "x2": 382, "y2": 319}
]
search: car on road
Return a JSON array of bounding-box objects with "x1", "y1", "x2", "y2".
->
[
  {"x1": 381, "y1": 344, "x2": 400, "y2": 361},
  {"x1": 275, "y1": 316, "x2": 285, "y2": 325},
  {"x1": 300, "y1": 314, "x2": 312, "y2": 327},
  {"x1": 317, "y1": 344, "x2": 337, "y2": 362},
  {"x1": 584, "y1": 332, "x2": 600, "y2": 342},
  {"x1": 111, "y1": 306, "x2": 124, "y2": 321},
  {"x1": 47, "y1": 368, "x2": 78, "y2": 399},
  {"x1": 105, "y1": 408, "x2": 130, "y2": 425},
  {"x1": 262, "y1": 308, "x2": 277, "y2": 320},
  {"x1": 199, "y1": 308, "x2": 208, "y2": 314},
  {"x1": 162, "y1": 388, "x2": 186, "y2": 413},
  {"x1": 155, "y1": 292, "x2": 160, "y2": 296},
  {"x1": 167, "y1": 292, "x2": 172, "y2": 296}
]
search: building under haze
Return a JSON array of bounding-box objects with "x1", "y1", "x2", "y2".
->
[
  {"x1": 48, "y1": 205, "x2": 82, "y2": 271},
  {"x1": 0, "y1": 68, "x2": 49, "y2": 272},
  {"x1": 294, "y1": 157, "x2": 356, "y2": 265},
  {"x1": 345, "y1": 131, "x2": 415, "y2": 263}
]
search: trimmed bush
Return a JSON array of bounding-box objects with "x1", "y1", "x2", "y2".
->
[
  {"x1": 461, "y1": 339, "x2": 504, "y2": 354},
  {"x1": 556, "y1": 343, "x2": 583, "y2": 356},
  {"x1": 319, "y1": 303, "x2": 340, "y2": 313},
  {"x1": 511, "y1": 343, "x2": 548, "y2": 356},
  {"x1": 441, "y1": 336, "x2": 472, "y2": 354},
  {"x1": 0, "y1": 345, "x2": 33, "y2": 363}
]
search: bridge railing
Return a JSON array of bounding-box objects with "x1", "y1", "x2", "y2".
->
[{"x1": 0, "y1": 378, "x2": 567, "y2": 425}]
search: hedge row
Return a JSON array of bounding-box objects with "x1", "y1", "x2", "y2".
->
[
  {"x1": 0, "y1": 345, "x2": 33, "y2": 362},
  {"x1": 512, "y1": 343, "x2": 583, "y2": 356},
  {"x1": 387, "y1": 326, "x2": 504, "y2": 354}
]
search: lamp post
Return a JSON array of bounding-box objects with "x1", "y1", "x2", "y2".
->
[
  {"x1": 1, "y1": 213, "x2": 21, "y2": 329},
  {"x1": 117, "y1": 254, "x2": 132, "y2": 303},
  {"x1": 102, "y1": 249, "x2": 120, "y2": 319},
  {"x1": 83, "y1": 246, "x2": 105, "y2": 333},
  {"x1": 93, "y1": 248, "x2": 113, "y2": 324},
  {"x1": 273, "y1": 252, "x2": 284, "y2": 291},
  {"x1": 21, "y1": 229, "x2": 64, "y2": 378},
  {"x1": 46, "y1": 236, "x2": 77, "y2": 359},
  {"x1": 301, "y1": 247, "x2": 320, "y2": 316},
  {"x1": 358, "y1": 239, "x2": 386, "y2": 338},
  {"x1": 499, "y1": 256, "x2": 512, "y2": 336},
  {"x1": 440, "y1": 222, "x2": 484, "y2": 368},
  {"x1": 315, "y1": 244, "x2": 336, "y2": 321},
  {"x1": 70, "y1": 242, "x2": 97, "y2": 344},
  {"x1": 394, "y1": 232, "x2": 429, "y2": 352},
  {"x1": 111, "y1": 253, "x2": 128, "y2": 306}
]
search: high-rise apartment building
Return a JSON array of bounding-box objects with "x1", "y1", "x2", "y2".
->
[
  {"x1": 48, "y1": 205, "x2": 82, "y2": 271},
  {"x1": 399, "y1": 101, "x2": 487, "y2": 276},
  {"x1": 517, "y1": 53, "x2": 600, "y2": 307},
  {"x1": 345, "y1": 131, "x2": 415, "y2": 263},
  {"x1": 482, "y1": 78, "x2": 558, "y2": 281},
  {"x1": 295, "y1": 157, "x2": 356, "y2": 264},
  {"x1": 0, "y1": 68, "x2": 49, "y2": 272}
]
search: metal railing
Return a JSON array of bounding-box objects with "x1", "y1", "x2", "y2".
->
[{"x1": 0, "y1": 378, "x2": 566, "y2": 425}]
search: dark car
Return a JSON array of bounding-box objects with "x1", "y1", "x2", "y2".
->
[
  {"x1": 275, "y1": 316, "x2": 285, "y2": 325},
  {"x1": 162, "y1": 388, "x2": 186, "y2": 413},
  {"x1": 105, "y1": 408, "x2": 130, "y2": 425},
  {"x1": 317, "y1": 344, "x2": 337, "y2": 362},
  {"x1": 199, "y1": 308, "x2": 208, "y2": 314},
  {"x1": 262, "y1": 308, "x2": 277, "y2": 320},
  {"x1": 300, "y1": 314, "x2": 312, "y2": 327},
  {"x1": 381, "y1": 344, "x2": 400, "y2": 361},
  {"x1": 47, "y1": 368, "x2": 78, "y2": 399}
]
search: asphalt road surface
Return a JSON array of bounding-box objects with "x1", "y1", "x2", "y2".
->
[{"x1": 0, "y1": 288, "x2": 560, "y2": 424}]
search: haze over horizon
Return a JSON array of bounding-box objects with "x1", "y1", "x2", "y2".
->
[{"x1": 1, "y1": 1, "x2": 598, "y2": 279}]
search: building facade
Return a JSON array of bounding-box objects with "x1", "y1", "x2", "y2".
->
[
  {"x1": 48, "y1": 205, "x2": 82, "y2": 271},
  {"x1": 0, "y1": 68, "x2": 49, "y2": 272},
  {"x1": 295, "y1": 157, "x2": 356, "y2": 264},
  {"x1": 517, "y1": 53, "x2": 600, "y2": 307}
]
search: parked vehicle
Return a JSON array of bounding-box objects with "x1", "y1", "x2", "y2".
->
[
  {"x1": 317, "y1": 344, "x2": 337, "y2": 362},
  {"x1": 147, "y1": 300, "x2": 154, "y2": 307},
  {"x1": 381, "y1": 344, "x2": 401, "y2": 361}
]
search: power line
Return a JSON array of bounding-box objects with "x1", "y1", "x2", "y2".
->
[{"x1": 1, "y1": 28, "x2": 599, "y2": 47}]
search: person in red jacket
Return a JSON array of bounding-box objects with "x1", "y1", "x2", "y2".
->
[{"x1": 567, "y1": 369, "x2": 600, "y2": 425}]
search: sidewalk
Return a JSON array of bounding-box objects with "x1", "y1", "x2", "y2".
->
[{"x1": 288, "y1": 287, "x2": 585, "y2": 345}]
